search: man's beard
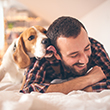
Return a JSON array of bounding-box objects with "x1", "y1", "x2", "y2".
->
[{"x1": 61, "y1": 58, "x2": 90, "y2": 77}]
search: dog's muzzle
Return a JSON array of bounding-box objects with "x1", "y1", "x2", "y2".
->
[
  {"x1": 41, "y1": 38, "x2": 51, "y2": 47},
  {"x1": 41, "y1": 38, "x2": 53, "y2": 57}
]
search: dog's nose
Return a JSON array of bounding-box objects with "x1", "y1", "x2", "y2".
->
[{"x1": 41, "y1": 38, "x2": 50, "y2": 46}]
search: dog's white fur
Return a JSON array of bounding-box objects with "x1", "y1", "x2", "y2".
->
[
  {"x1": 0, "y1": 26, "x2": 49, "y2": 84},
  {"x1": 0, "y1": 38, "x2": 25, "y2": 83}
]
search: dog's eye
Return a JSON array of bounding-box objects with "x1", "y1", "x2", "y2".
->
[{"x1": 28, "y1": 35, "x2": 35, "y2": 41}]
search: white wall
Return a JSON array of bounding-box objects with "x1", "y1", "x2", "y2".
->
[
  {"x1": 0, "y1": 1, "x2": 4, "y2": 50},
  {"x1": 80, "y1": 0, "x2": 110, "y2": 56}
]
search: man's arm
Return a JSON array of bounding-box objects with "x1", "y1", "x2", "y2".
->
[{"x1": 46, "y1": 66, "x2": 106, "y2": 94}]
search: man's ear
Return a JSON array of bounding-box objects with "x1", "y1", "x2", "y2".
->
[
  {"x1": 54, "y1": 53, "x2": 61, "y2": 60},
  {"x1": 47, "y1": 45, "x2": 61, "y2": 60}
]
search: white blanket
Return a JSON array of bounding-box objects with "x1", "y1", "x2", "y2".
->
[{"x1": 0, "y1": 74, "x2": 110, "y2": 110}]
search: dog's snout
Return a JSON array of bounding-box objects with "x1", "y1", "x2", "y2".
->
[
  {"x1": 41, "y1": 38, "x2": 48, "y2": 44},
  {"x1": 41, "y1": 38, "x2": 50, "y2": 46}
]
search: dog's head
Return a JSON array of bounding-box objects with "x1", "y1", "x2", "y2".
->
[{"x1": 13, "y1": 25, "x2": 51, "y2": 69}]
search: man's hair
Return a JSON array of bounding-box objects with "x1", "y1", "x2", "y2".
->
[{"x1": 46, "y1": 16, "x2": 87, "y2": 56}]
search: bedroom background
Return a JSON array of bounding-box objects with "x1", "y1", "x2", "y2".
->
[
  {"x1": 0, "y1": 1, "x2": 110, "y2": 110},
  {"x1": 0, "y1": 0, "x2": 110, "y2": 63}
]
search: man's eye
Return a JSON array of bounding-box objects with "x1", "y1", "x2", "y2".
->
[
  {"x1": 85, "y1": 47, "x2": 90, "y2": 51},
  {"x1": 70, "y1": 54, "x2": 78, "y2": 58},
  {"x1": 28, "y1": 35, "x2": 35, "y2": 41}
]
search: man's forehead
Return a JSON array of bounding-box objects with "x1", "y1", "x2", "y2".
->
[{"x1": 56, "y1": 29, "x2": 90, "y2": 55}]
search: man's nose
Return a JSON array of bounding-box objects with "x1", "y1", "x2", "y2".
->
[{"x1": 78, "y1": 53, "x2": 89, "y2": 64}]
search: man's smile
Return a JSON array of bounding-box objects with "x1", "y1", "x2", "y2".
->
[{"x1": 74, "y1": 63, "x2": 87, "y2": 70}]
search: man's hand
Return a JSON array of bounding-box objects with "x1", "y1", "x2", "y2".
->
[
  {"x1": 83, "y1": 86, "x2": 93, "y2": 92},
  {"x1": 86, "y1": 66, "x2": 106, "y2": 84},
  {"x1": 82, "y1": 66, "x2": 106, "y2": 92}
]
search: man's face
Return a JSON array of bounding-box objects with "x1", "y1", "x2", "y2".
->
[{"x1": 56, "y1": 28, "x2": 91, "y2": 76}]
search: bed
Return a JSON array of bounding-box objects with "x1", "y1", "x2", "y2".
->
[{"x1": 0, "y1": 73, "x2": 110, "y2": 110}]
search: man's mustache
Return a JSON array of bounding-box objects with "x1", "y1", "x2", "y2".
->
[
  {"x1": 72, "y1": 62, "x2": 85, "y2": 66},
  {"x1": 72, "y1": 55, "x2": 90, "y2": 67}
]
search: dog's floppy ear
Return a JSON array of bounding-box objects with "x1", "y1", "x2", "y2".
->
[
  {"x1": 46, "y1": 45, "x2": 61, "y2": 60},
  {"x1": 13, "y1": 36, "x2": 30, "y2": 69}
]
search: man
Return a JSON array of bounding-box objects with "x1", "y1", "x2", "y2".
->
[{"x1": 20, "y1": 16, "x2": 110, "y2": 94}]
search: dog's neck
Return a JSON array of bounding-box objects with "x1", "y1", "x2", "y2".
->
[
  {"x1": 13, "y1": 38, "x2": 20, "y2": 52},
  {"x1": 13, "y1": 42, "x2": 16, "y2": 52}
]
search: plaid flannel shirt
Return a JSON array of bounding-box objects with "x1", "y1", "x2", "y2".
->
[{"x1": 20, "y1": 37, "x2": 110, "y2": 93}]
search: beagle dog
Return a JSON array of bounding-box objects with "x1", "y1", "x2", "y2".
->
[{"x1": 0, "y1": 25, "x2": 51, "y2": 84}]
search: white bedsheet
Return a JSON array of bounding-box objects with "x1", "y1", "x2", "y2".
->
[{"x1": 0, "y1": 74, "x2": 110, "y2": 110}]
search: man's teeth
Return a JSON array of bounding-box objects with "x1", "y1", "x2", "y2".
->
[{"x1": 78, "y1": 64, "x2": 85, "y2": 67}]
